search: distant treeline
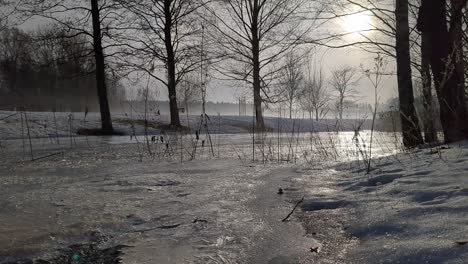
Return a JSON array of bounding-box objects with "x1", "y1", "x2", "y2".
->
[
  {"x1": 0, "y1": 26, "x2": 125, "y2": 111},
  {"x1": 122, "y1": 99, "x2": 375, "y2": 119}
]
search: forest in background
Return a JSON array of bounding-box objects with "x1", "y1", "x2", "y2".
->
[{"x1": 0, "y1": 0, "x2": 467, "y2": 145}]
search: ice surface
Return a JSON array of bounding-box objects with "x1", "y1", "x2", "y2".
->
[
  {"x1": 2, "y1": 111, "x2": 467, "y2": 263},
  {"x1": 0, "y1": 111, "x2": 375, "y2": 140}
]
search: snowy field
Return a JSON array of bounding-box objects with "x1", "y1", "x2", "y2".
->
[
  {"x1": 0, "y1": 111, "x2": 374, "y2": 140},
  {"x1": 1, "y1": 111, "x2": 468, "y2": 264},
  {"x1": 0, "y1": 111, "x2": 397, "y2": 165}
]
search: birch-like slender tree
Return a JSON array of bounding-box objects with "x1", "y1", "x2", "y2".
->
[
  {"x1": 301, "y1": 63, "x2": 329, "y2": 121},
  {"x1": 329, "y1": 66, "x2": 359, "y2": 124},
  {"x1": 280, "y1": 52, "x2": 303, "y2": 119}
]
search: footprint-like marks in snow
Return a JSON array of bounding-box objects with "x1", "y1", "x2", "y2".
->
[{"x1": 363, "y1": 174, "x2": 403, "y2": 187}]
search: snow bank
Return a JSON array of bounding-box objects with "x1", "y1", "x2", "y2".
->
[{"x1": 329, "y1": 142, "x2": 468, "y2": 263}]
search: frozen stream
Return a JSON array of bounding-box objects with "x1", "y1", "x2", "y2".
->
[
  {"x1": 0, "y1": 132, "x2": 400, "y2": 263},
  {"x1": 1, "y1": 149, "x2": 348, "y2": 263},
  {"x1": 0, "y1": 131, "x2": 401, "y2": 164}
]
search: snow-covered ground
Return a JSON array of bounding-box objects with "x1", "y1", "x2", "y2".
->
[
  {"x1": 329, "y1": 142, "x2": 468, "y2": 263},
  {"x1": 2, "y1": 110, "x2": 467, "y2": 264}
]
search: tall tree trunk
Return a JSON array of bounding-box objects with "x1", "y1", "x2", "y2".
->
[
  {"x1": 253, "y1": 65, "x2": 264, "y2": 130},
  {"x1": 164, "y1": 0, "x2": 181, "y2": 128},
  {"x1": 418, "y1": 0, "x2": 468, "y2": 142},
  {"x1": 251, "y1": 0, "x2": 265, "y2": 131},
  {"x1": 395, "y1": 0, "x2": 423, "y2": 147},
  {"x1": 447, "y1": 0, "x2": 468, "y2": 137},
  {"x1": 338, "y1": 96, "x2": 344, "y2": 122},
  {"x1": 289, "y1": 100, "x2": 293, "y2": 119},
  {"x1": 91, "y1": 0, "x2": 113, "y2": 133},
  {"x1": 421, "y1": 34, "x2": 437, "y2": 143}
]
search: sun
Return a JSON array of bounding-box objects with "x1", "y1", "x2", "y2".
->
[{"x1": 342, "y1": 11, "x2": 373, "y2": 35}]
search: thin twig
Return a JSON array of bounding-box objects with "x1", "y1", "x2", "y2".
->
[{"x1": 282, "y1": 195, "x2": 305, "y2": 222}]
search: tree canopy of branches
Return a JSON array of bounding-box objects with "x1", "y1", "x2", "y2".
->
[
  {"x1": 206, "y1": 0, "x2": 313, "y2": 130},
  {"x1": 301, "y1": 62, "x2": 329, "y2": 121},
  {"x1": 117, "y1": 0, "x2": 208, "y2": 128},
  {"x1": 0, "y1": 0, "x2": 12, "y2": 30},
  {"x1": 279, "y1": 52, "x2": 303, "y2": 119},
  {"x1": 18, "y1": 0, "x2": 124, "y2": 133}
]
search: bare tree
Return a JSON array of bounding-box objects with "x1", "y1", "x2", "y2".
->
[
  {"x1": 117, "y1": 0, "x2": 208, "y2": 128},
  {"x1": 279, "y1": 52, "x2": 303, "y2": 119},
  {"x1": 301, "y1": 62, "x2": 329, "y2": 121},
  {"x1": 91, "y1": 0, "x2": 113, "y2": 133},
  {"x1": 329, "y1": 66, "x2": 359, "y2": 124},
  {"x1": 417, "y1": 0, "x2": 468, "y2": 142},
  {"x1": 206, "y1": 0, "x2": 314, "y2": 130},
  {"x1": 18, "y1": 0, "x2": 123, "y2": 134}
]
